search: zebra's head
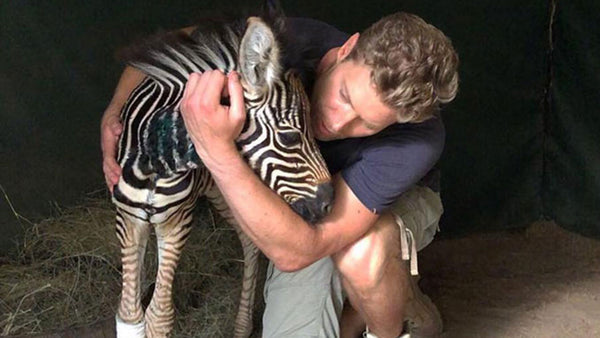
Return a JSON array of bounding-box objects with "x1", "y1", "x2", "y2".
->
[{"x1": 236, "y1": 17, "x2": 333, "y2": 223}]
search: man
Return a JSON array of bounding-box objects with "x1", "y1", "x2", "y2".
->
[{"x1": 102, "y1": 12, "x2": 458, "y2": 338}]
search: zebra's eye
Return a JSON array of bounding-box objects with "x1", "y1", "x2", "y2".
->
[{"x1": 277, "y1": 131, "x2": 302, "y2": 147}]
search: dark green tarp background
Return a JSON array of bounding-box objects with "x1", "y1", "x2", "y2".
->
[
  {"x1": 1, "y1": 1, "x2": 598, "y2": 254},
  {"x1": 547, "y1": 2, "x2": 600, "y2": 238}
]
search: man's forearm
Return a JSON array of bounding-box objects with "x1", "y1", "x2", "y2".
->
[
  {"x1": 105, "y1": 27, "x2": 196, "y2": 120},
  {"x1": 208, "y1": 149, "x2": 325, "y2": 271},
  {"x1": 104, "y1": 66, "x2": 146, "y2": 117}
]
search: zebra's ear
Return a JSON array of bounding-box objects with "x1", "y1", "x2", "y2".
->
[{"x1": 238, "y1": 17, "x2": 281, "y2": 94}]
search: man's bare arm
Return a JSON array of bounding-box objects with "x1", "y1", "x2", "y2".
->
[
  {"x1": 211, "y1": 154, "x2": 380, "y2": 271},
  {"x1": 180, "y1": 70, "x2": 380, "y2": 271}
]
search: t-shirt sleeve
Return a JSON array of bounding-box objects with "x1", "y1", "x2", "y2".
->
[
  {"x1": 282, "y1": 18, "x2": 349, "y2": 89},
  {"x1": 341, "y1": 117, "x2": 445, "y2": 214},
  {"x1": 284, "y1": 17, "x2": 349, "y2": 57}
]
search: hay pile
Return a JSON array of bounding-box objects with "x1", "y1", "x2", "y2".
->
[{"x1": 0, "y1": 193, "x2": 259, "y2": 337}]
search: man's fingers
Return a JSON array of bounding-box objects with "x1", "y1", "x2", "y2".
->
[
  {"x1": 202, "y1": 70, "x2": 227, "y2": 109},
  {"x1": 105, "y1": 173, "x2": 117, "y2": 190},
  {"x1": 105, "y1": 176, "x2": 112, "y2": 193},
  {"x1": 110, "y1": 161, "x2": 122, "y2": 177},
  {"x1": 228, "y1": 71, "x2": 246, "y2": 123},
  {"x1": 101, "y1": 119, "x2": 121, "y2": 153},
  {"x1": 182, "y1": 72, "x2": 201, "y2": 113},
  {"x1": 100, "y1": 133, "x2": 114, "y2": 154},
  {"x1": 103, "y1": 163, "x2": 119, "y2": 193},
  {"x1": 103, "y1": 161, "x2": 119, "y2": 180},
  {"x1": 102, "y1": 138, "x2": 116, "y2": 159},
  {"x1": 109, "y1": 169, "x2": 120, "y2": 187},
  {"x1": 101, "y1": 116, "x2": 122, "y2": 194}
]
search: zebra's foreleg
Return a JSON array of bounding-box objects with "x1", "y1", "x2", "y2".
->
[
  {"x1": 205, "y1": 186, "x2": 258, "y2": 338},
  {"x1": 144, "y1": 219, "x2": 192, "y2": 338},
  {"x1": 232, "y1": 228, "x2": 260, "y2": 338},
  {"x1": 116, "y1": 210, "x2": 151, "y2": 338}
]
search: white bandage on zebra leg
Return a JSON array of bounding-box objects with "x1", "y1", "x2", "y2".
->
[{"x1": 116, "y1": 314, "x2": 146, "y2": 338}]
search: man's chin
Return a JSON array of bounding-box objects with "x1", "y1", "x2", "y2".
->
[
  {"x1": 315, "y1": 133, "x2": 337, "y2": 142},
  {"x1": 312, "y1": 125, "x2": 327, "y2": 141}
]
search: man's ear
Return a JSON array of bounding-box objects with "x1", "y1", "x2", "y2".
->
[{"x1": 336, "y1": 33, "x2": 360, "y2": 62}]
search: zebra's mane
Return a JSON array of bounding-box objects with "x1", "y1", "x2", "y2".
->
[
  {"x1": 118, "y1": 15, "x2": 287, "y2": 87},
  {"x1": 119, "y1": 27, "x2": 237, "y2": 85}
]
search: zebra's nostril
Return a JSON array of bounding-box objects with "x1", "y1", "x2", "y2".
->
[
  {"x1": 289, "y1": 183, "x2": 335, "y2": 224},
  {"x1": 316, "y1": 183, "x2": 334, "y2": 206},
  {"x1": 290, "y1": 199, "x2": 311, "y2": 222},
  {"x1": 315, "y1": 182, "x2": 334, "y2": 218}
]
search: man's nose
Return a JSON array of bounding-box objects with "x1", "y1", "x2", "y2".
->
[{"x1": 331, "y1": 107, "x2": 356, "y2": 133}]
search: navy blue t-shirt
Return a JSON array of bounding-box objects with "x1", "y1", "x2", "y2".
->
[{"x1": 283, "y1": 18, "x2": 445, "y2": 214}]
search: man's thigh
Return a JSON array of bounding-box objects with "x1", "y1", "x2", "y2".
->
[
  {"x1": 262, "y1": 257, "x2": 344, "y2": 338},
  {"x1": 389, "y1": 185, "x2": 443, "y2": 275},
  {"x1": 391, "y1": 185, "x2": 443, "y2": 251}
]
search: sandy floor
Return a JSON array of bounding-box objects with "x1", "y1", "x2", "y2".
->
[{"x1": 418, "y1": 221, "x2": 600, "y2": 338}]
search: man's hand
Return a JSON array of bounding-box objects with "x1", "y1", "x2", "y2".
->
[
  {"x1": 100, "y1": 66, "x2": 146, "y2": 194},
  {"x1": 101, "y1": 111, "x2": 123, "y2": 193},
  {"x1": 180, "y1": 70, "x2": 246, "y2": 170}
]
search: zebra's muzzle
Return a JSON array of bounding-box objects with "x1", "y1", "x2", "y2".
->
[{"x1": 290, "y1": 182, "x2": 334, "y2": 224}]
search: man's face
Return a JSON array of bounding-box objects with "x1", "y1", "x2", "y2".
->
[{"x1": 310, "y1": 59, "x2": 398, "y2": 141}]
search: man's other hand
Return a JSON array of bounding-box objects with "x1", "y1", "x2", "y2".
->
[{"x1": 101, "y1": 111, "x2": 123, "y2": 193}]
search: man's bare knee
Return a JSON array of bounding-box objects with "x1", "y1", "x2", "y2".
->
[{"x1": 333, "y1": 213, "x2": 401, "y2": 292}]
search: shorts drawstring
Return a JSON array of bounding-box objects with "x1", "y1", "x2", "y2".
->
[{"x1": 395, "y1": 214, "x2": 419, "y2": 276}]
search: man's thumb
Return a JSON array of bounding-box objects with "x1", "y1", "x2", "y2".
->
[{"x1": 228, "y1": 71, "x2": 245, "y2": 121}]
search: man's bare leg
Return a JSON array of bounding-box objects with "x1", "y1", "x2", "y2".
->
[
  {"x1": 340, "y1": 299, "x2": 365, "y2": 338},
  {"x1": 334, "y1": 213, "x2": 408, "y2": 338}
]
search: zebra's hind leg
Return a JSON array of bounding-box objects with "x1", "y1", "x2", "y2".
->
[
  {"x1": 116, "y1": 210, "x2": 151, "y2": 338},
  {"x1": 144, "y1": 218, "x2": 193, "y2": 338},
  {"x1": 205, "y1": 187, "x2": 259, "y2": 338}
]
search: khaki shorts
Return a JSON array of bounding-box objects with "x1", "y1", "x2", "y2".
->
[{"x1": 262, "y1": 185, "x2": 443, "y2": 338}]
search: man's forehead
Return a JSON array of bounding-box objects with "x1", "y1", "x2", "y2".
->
[{"x1": 343, "y1": 62, "x2": 396, "y2": 124}]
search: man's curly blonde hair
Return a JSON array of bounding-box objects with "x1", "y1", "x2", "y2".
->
[{"x1": 348, "y1": 12, "x2": 459, "y2": 123}]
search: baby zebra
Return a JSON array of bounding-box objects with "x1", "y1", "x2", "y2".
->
[{"x1": 112, "y1": 13, "x2": 332, "y2": 338}]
